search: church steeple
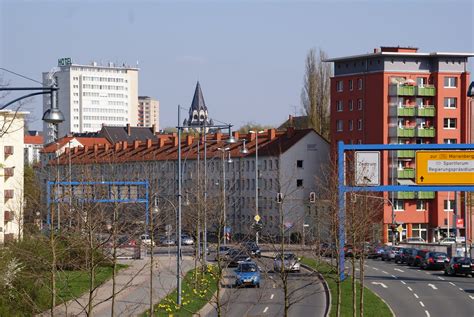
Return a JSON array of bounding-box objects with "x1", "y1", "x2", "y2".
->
[{"x1": 183, "y1": 81, "x2": 213, "y2": 129}]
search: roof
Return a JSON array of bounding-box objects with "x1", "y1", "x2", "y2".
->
[
  {"x1": 190, "y1": 81, "x2": 207, "y2": 113},
  {"x1": 278, "y1": 115, "x2": 310, "y2": 130},
  {"x1": 51, "y1": 128, "x2": 319, "y2": 166},
  {"x1": 24, "y1": 135, "x2": 43, "y2": 145},
  {"x1": 99, "y1": 125, "x2": 156, "y2": 144},
  {"x1": 42, "y1": 136, "x2": 110, "y2": 153},
  {"x1": 324, "y1": 50, "x2": 474, "y2": 62}
]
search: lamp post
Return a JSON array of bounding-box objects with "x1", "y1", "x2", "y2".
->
[
  {"x1": 466, "y1": 81, "x2": 474, "y2": 256},
  {"x1": 249, "y1": 130, "x2": 264, "y2": 245},
  {"x1": 217, "y1": 147, "x2": 232, "y2": 245},
  {"x1": 149, "y1": 198, "x2": 159, "y2": 315}
]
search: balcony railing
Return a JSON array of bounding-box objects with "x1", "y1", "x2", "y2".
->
[
  {"x1": 396, "y1": 191, "x2": 415, "y2": 199},
  {"x1": 389, "y1": 84, "x2": 415, "y2": 96},
  {"x1": 416, "y1": 127, "x2": 435, "y2": 138},
  {"x1": 416, "y1": 86, "x2": 436, "y2": 96},
  {"x1": 397, "y1": 150, "x2": 415, "y2": 158},
  {"x1": 416, "y1": 106, "x2": 435, "y2": 117},
  {"x1": 397, "y1": 107, "x2": 416, "y2": 117},
  {"x1": 397, "y1": 168, "x2": 415, "y2": 179},
  {"x1": 417, "y1": 191, "x2": 435, "y2": 199},
  {"x1": 397, "y1": 127, "x2": 415, "y2": 137}
]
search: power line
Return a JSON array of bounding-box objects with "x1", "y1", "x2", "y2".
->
[{"x1": 0, "y1": 67, "x2": 43, "y2": 85}]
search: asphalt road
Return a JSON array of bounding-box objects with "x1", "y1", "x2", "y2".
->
[
  {"x1": 363, "y1": 258, "x2": 474, "y2": 317},
  {"x1": 204, "y1": 257, "x2": 327, "y2": 317}
]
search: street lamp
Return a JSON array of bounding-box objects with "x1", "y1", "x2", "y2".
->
[
  {"x1": 249, "y1": 130, "x2": 265, "y2": 245},
  {"x1": 149, "y1": 197, "x2": 159, "y2": 315},
  {"x1": 217, "y1": 147, "x2": 232, "y2": 245},
  {"x1": 466, "y1": 81, "x2": 474, "y2": 256}
]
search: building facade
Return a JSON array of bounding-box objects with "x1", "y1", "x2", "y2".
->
[
  {"x1": 43, "y1": 58, "x2": 139, "y2": 143},
  {"x1": 327, "y1": 46, "x2": 474, "y2": 243},
  {"x1": 24, "y1": 132, "x2": 43, "y2": 166},
  {"x1": 138, "y1": 96, "x2": 160, "y2": 129},
  {"x1": 1, "y1": 110, "x2": 27, "y2": 243}
]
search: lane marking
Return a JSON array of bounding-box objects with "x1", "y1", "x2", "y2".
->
[
  {"x1": 382, "y1": 270, "x2": 388, "y2": 274},
  {"x1": 373, "y1": 267, "x2": 379, "y2": 271},
  {"x1": 401, "y1": 281, "x2": 407, "y2": 285},
  {"x1": 459, "y1": 288, "x2": 463, "y2": 291},
  {"x1": 371, "y1": 282, "x2": 387, "y2": 288},
  {"x1": 425, "y1": 272, "x2": 430, "y2": 275},
  {"x1": 394, "y1": 268, "x2": 404, "y2": 273},
  {"x1": 437, "y1": 276, "x2": 445, "y2": 280},
  {"x1": 420, "y1": 301, "x2": 425, "y2": 307},
  {"x1": 407, "y1": 287, "x2": 413, "y2": 291},
  {"x1": 469, "y1": 295, "x2": 474, "y2": 300},
  {"x1": 270, "y1": 294, "x2": 274, "y2": 300},
  {"x1": 263, "y1": 307, "x2": 269, "y2": 313},
  {"x1": 425, "y1": 310, "x2": 431, "y2": 317},
  {"x1": 414, "y1": 293, "x2": 419, "y2": 299},
  {"x1": 449, "y1": 282, "x2": 456, "y2": 286},
  {"x1": 428, "y1": 284, "x2": 438, "y2": 290}
]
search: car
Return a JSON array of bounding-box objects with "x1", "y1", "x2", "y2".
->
[
  {"x1": 367, "y1": 245, "x2": 385, "y2": 259},
  {"x1": 234, "y1": 261, "x2": 261, "y2": 288},
  {"x1": 381, "y1": 246, "x2": 401, "y2": 262},
  {"x1": 439, "y1": 237, "x2": 456, "y2": 244},
  {"x1": 444, "y1": 257, "x2": 474, "y2": 277},
  {"x1": 241, "y1": 241, "x2": 261, "y2": 257},
  {"x1": 140, "y1": 234, "x2": 155, "y2": 247},
  {"x1": 320, "y1": 243, "x2": 337, "y2": 258},
  {"x1": 181, "y1": 235, "x2": 194, "y2": 245},
  {"x1": 160, "y1": 237, "x2": 175, "y2": 246},
  {"x1": 407, "y1": 249, "x2": 429, "y2": 267},
  {"x1": 227, "y1": 249, "x2": 251, "y2": 267},
  {"x1": 215, "y1": 245, "x2": 232, "y2": 261},
  {"x1": 403, "y1": 237, "x2": 426, "y2": 244},
  {"x1": 273, "y1": 253, "x2": 301, "y2": 273},
  {"x1": 394, "y1": 248, "x2": 412, "y2": 264},
  {"x1": 420, "y1": 252, "x2": 449, "y2": 270}
]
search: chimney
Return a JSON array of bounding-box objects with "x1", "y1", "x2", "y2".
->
[
  {"x1": 146, "y1": 139, "x2": 152, "y2": 149},
  {"x1": 84, "y1": 145, "x2": 89, "y2": 152},
  {"x1": 126, "y1": 123, "x2": 131, "y2": 136},
  {"x1": 93, "y1": 144, "x2": 98, "y2": 153},
  {"x1": 289, "y1": 115, "x2": 294, "y2": 127},
  {"x1": 123, "y1": 141, "x2": 128, "y2": 150},
  {"x1": 114, "y1": 142, "x2": 120, "y2": 151},
  {"x1": 215, "y1": 133, "x2": 222, "y2": 141},
  {"x1": 268, "y1": 128, "x2": 276, "y2": 140},
  {"x1": 105, "y1": 143, "x2": 109, "y2": 151},
  {"x1": 249, "y1": 132, "x2": 256, "y2": 141},
  {"x1": 159, "y1": 137, "x2": 166, "y2": 148},
  {"x1": 65, "y1": 148, "x2": 70, "y2": 155},
  {"x1": 233, "y1": 131, "x2": 239, "y2": 141},
  {"x1": 173, "y1": 135, "x2": 179, "y2": 147},
  {"x1": 286, "y1": 127, "x2": 295, "y2": 138},
  {"x1": 186, "y1": 135, "x2": 193, "y2": 146},
  {"x1": 134, "y1": 140, "x2": 140, "y2": 149},
  {"x1": 74, "y1": 147, "x2": 79, "y2": 154}
]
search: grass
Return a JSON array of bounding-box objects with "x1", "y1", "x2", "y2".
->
[
  {"x1": 301, "y1": 257, "x2": 393, "y2": 317},
  {"x1": 144, "y1": 265, "x2": 218, "y2": 317}
]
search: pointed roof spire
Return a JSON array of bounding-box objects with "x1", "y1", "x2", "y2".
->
[{"x1": 190, "y1": 81, "x2": 207, "y2": 114}]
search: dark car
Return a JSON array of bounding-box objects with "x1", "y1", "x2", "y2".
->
[
  {"x1": 381, "y1": 246, "x2": 401, "y2": 262},
  {"x1": 367, "y1": 245, "x2": 385, "y2": 259},
  {"x1": 320, "y1": 243, "x2": 337, "y2": 258},
  {"x1": 394, "y1": 248, "x2": 412, "y2": 264},
  {"x1": 241, "y1": 241, "x2": 261, "y2": 258},
  {"x1": 227, "y1": 249, "x2": 251, "y2": 267},
  {"x1": 444, "y1": 257, "x2": 474, "y2": 277},
  {"x1": 420, "y1": 252, "x2": 449, "y2": 270},
  {"x1": 407, "y1": 249, "x2": 429, "y2": 267}
]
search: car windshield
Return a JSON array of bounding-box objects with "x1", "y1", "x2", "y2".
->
[
  {"x1": 239, "y1": 263, "x2": 257, "y2": 272},
  {"x1": 432, "y1": 252, "x2": 446, "y2": 257},
  {"x1": 283, "y1": 254, "x2": 296, "y2": 260},
  {"x1": 454, "y1": 257, "x2": 471, "y2": 264}
]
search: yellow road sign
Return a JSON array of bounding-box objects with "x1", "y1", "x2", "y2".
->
[
  {"x1": 254, "y1": 215, "x2": 261, "y2": 222},
  {"x1": 416, "y1": 151, "x2": 474, "y2": 185},
  {"x1": 396, "y1": 225, "x2": 404, "y2": 234}
]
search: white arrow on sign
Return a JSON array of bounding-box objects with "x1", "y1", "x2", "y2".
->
[
  {"x1": 371, "y1": 282, "x2": 387, "y2": 288},
  {"x1": 428, "y1": 284, "x2": 438, "y2": 290}
]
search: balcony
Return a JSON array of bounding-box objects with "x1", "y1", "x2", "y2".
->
[
  {"x1": 397, "y1": 168, "x2": 415, "y2": 179},
  {"x1": 417, "y1": 191, "x2": 435, "y2": 199},
  {"x1": 389, "y1": 84, "x2": 415, "y2": 96},
  {"x1": 416, "y1": 106, "x2": 435, "y2": 117},
  {"x1": 4, "y1": 189, "x2": 14, "y2": 200},
  {"x1": 3, "y1": 167, "x2": 14, "y2": 177},
  {"x1": 397, "y1": 150, "x2": 415, "y2": 158},
  {"x1": 396, "y1": 107, "x2": 416, "y2": 117},
  {"x1": 416, "y1": 127, "x2": 435, "y2": 138},
  {"x1": 397, "y1": 127, "x2": 415, "y2": 137},
  {"x1": 396, "y1": 191, "x2": 415, "y2": 200},
  {"x1": 416, "y1": 86, "x2": 436, "y2": 96}
]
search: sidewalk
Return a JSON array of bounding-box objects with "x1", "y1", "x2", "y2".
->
[{"x1": 39, "y1": 255, "x2": 195, "y2": 317}]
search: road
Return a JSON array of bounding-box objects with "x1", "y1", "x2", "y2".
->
[
  {"x1": 203, "y1": 257, "x2": 327, "y2": 317},
  {"x1": 363, "y1": 258, "x2": 474, "y2": 317}
]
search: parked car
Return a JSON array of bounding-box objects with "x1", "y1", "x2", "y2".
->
[
  {"x1": 439, "y1": 237, "x2": 456, "y2": 244},
  {"x1": 320, "y1": 243, "x2": 337, "y2": 258},
  {"x1": 140, "y1": 234, "x2": 155, "y2": 247},
  {"x1": 381, "y1": 246, "x2": 401, "y2": 262},
  {"x1": 160, "y1": 237, "x2": 175, "y2": 246},
  {"x1": 444, "y1": 257, "x2": 474, "y2": 277},
  {"x1": 394, "y1": 248, "x2": 412, "y2": 264},
  {"x1": 215, "y1": 245, "x2": 232, "y2": 261},
  {"x1": 241, "y1": 241, "x2": 261, "y2": 257},
  {"x1": 273, "y1": 253, "x2": 301, "y2": 273},
  {"x1": 227, "y1": 249, "x2": 251, "y2": 267},
  {"x1": 234, "y1": 261, "x2": 261, "y2": 288},
  {"x1": 403, "y1": 237, "x2": 426, "y2": 244},
  {"x1": 367, "y1": 245, "x2": 385, "y2": 259},
  {"x1": 181, "y1": 235, "x2": 194, "y2": 245},
  {"x1": 407, "y1": 249, "x2": 429, "y2": 267},
  {"x1": 420, "y1": 252, "x2": 449, "y2": 270}
]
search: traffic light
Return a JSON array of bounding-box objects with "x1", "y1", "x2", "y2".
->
[
  {"x1": 276, "y1": 193, "x2": 283, "y2": 203},
  {"x1": 252, "y1": 222, "x2": 263, "y2": 232}
]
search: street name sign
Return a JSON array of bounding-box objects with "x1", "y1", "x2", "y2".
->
[
  {"x1": 416, "y1": 151, "x2": 474, "y2": 185},
  {"x1": 355, "y1": 151, "x2": 380, "y2": 186}
]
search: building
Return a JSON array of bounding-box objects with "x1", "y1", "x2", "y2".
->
[
  {"x1": 326, "y1": 46, "x2": 474, "y2": 243},
  {"x1": 42, "y1": 58, "x2": 139, "y2": 144},
  {"x1": 138, "y1": 96, "x2": 159, "y2": 129},
  {"x1": 47, "y1": 128, "x2": 330, "y2": 240},
  {"x1": 183, "y1": 81, "x2": 214, "y2": 131},
  {"x1": 24, "y1": 131, "x2": 43, "y2": 166},
  {"x1": 0, "y1": 110, "x2": 27, "y2": 243}
]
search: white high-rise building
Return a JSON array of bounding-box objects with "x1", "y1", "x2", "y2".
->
[
  {"x1": 43, "y1": 58, "x2": 139, "y2": 144},
  {"x1": 138, "y1": 96, "x2": 159, "y2": 129}
]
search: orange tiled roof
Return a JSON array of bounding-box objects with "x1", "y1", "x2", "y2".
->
[
  {"x1": 42, "y1": 137, "x2": 111, "y2": 153},
  {"x1": 24, "y1": 135, "x2": 43, "y2": 145}
]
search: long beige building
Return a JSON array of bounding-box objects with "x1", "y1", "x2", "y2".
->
[{"x1": 43, "y1": 58, "x2": 139, "y2": 143}]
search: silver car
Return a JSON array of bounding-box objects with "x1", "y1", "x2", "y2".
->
[
  {"x1": 273, "y1": 253, "x2": 301, "y2": 272},
  {"x1": 182, "y1": 235, "x2": 194, "y2": 245}
]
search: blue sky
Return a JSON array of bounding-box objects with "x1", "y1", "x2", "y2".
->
[{"x1": 1, "y1": 0, "x2": 473, "y2": 131}]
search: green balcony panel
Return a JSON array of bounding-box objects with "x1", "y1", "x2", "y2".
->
[
  {"x1": 397, "y1": 150, "x2": 415, "y2": 158},
  {"x1": 397, "y1": 128, "x2": 415, "y2": 137},
  {"x1": 397, "y1": 168, "x2": 415, "y2": 179},
  {"x1": 398, "y1": 107, "x2": 416, "y2": 116},
  {"x1": 416, "y1": 128, "x2": 435, "y2": 138},
  {"x1": 416, "y1": 86, "x2": 436, "y2": 96},
  {"x1": 416, "y1": 107, "x2": 435, "y2": 117},
  {"x1": 397, "y1": 191, "x2": 415, "y2": 199},
  {"x1": 389, "y1": 85, "x2": 415, "y2": 96},
  {"x1": 417, "y1": 191, "x2": 435, "y2": 199}
]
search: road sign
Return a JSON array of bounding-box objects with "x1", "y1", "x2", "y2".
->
[
  {"x1": 396, "y1": 225, "x2": 404, "y2": 233},
  {"x1": 456, "y1": 218, "x2": 464, "y2": 228},
  {"x1": 416, "y1": 151, "x2": 474, "y2": 185},
  {"x1": 355, "y1": 151, "x2": 380, "y2": 186},
  {"x1": 254, "y1": 214, "x2": 261, "y2": 222}
]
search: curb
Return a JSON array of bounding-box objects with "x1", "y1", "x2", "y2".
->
[{"x1": 367, "y1": 288, "x2": 396, "y2": 317}]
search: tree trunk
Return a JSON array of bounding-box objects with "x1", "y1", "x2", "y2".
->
[{"x1": 359, "y1": 256, "x2": 365, "y2": 317}]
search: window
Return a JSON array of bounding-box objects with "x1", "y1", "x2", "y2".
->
[
  {"x1": 444, "y1": 139, "x2": 457, "y2": 144},
  {"x1": 357, "y1": 119, "x2": 363, "y2": 130},
  {"x1": 336, "y1": 100, "x2": 343, "y2": 112},
  {"x1": 336, "y1": 81, "x2": 343, "y2": 92},
  {"x1": 416, "y1": 200, "x2": 426, "y2": 211},
  {"x1": 394, "y1": 199, "x2": 404, "y2": 211},
  {"x1": 444, "y1": 199, "x2": 455, "y2": 211},
  {"x1": 444, "y1": 97, "x2": 457, "y2": 109},
  {"x1": 349, "y1": 100, "x2": 353, "y2": 111},
  {"x1": 443, "y1": 118, "x2": 456, "y2": 129},
  {"x1": 357, "y1": 99, "x2": 363, "y2": 110},
  {"x1": 349, "y1": 80, "x2": 353, "y2": 91},
  {"x1": 444, "y1": 77, "x2": 457, "y2": 88},
  {"x1": 349, "y1": 120, "x2": 353, "y2": 131},
  {"x1": 358, "y1": 78, "x2": 363, "y2": 90},
  {"x1": 412, "y1": 224, "x2": 428, "y2": 241},
  {"x1": 336, "y1": 120, "x2": 343, "y2": 132},
  {"x1": 296, "y1": 160, "x2": 303, "y2": 168},
  {"x1": 296, "y1": 179, "x2": 303, "y2": 187},
  {"x1": 4, "y1": 146, "x2": 14, "y2": 156},
  {"x1": 416, "y1": 77, "x2": 427, "y2": 86}
]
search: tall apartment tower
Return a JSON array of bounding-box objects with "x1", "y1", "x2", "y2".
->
[
  {"x1": 43, "y1": 58, "x2": 139, "y2": 144},
  {"x1": 138, "y1": 96, "x2": 159, "y2": 129},
  {"x1": 327, "y1": 46, "x2": 473, "y2": 244}
]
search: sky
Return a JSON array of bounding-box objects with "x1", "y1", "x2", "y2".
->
[{"x1": 1, "y1": 0, "x2": 473, "y2": 132}]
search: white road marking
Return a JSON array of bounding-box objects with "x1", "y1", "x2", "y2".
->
[
  {"x1": 382, "y1": 270, "x2": 388, "y2": 274},
  {"x1": 401, "y1": 281, "x2": 406, "y2": 285},
  {"x1": 425, "y1": 272, "x2": 430, "y2": 275},
  {"x1": 449, "y1": 282, "x2": 456, "y2": 286},
  {"x1": 408, "y1": 287, "x2": 413, "y2": 291},
  {"x1": 273, "y1": 284, "x2": 276, "y2": 289},
  {"x1": 437, "y1": 276, "x2": 445, "y2": 280},
  {"x1": 270, "y1": 294, "x2": 274, "y2": 300},
  {"x1": 414, "y1": 293, "x2": 419, "y2": 299},
  {"x1": 428, "y1": 284, "x2": 438, "y2": 290},
  {"x1": 391, "y1": 274, "x2": 397, "y2": 279},
  {"x1": 459, "y1": 288, "x2": 463, "y2": 291},
  {"x1": 263, "y1": 307, "x2": 269, "y2": 313},
  {"x1": 425, "y1": 310, "x2": 431, "y2": 317},
  {"x1": 417, "y1": 269, "x2": 421, "y2": 272},
  {"x1": 371, "y1": 282, "x2": 388, "y2": 288},
  {"x1": 373, "y1": 267, "x2": 379, "y2": 271},
  {"x1": 420, "y1": 301, "x2": 425, "y2": 307},
  {"x1": 394, "y1": 268, "x2": 404, "y2": 273},
  {"x1": 469, "y1": 295, "x2": 474, "y2": 300}
]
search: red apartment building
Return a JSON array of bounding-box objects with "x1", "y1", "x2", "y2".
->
[{"x1": 327, "y1": 46, "x2": 474, "y2": 244}]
